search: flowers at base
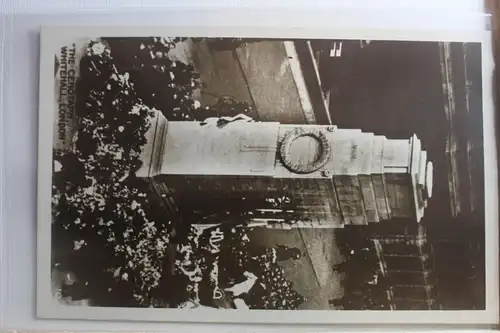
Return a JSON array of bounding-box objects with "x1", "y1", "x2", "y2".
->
[
  {"x1": 89, "y1": 42, "x2": 107, "y2": 56},
  {"x1": 52, "y1": 38, "x2": 179, "y2": 306},
  {"x1": 73, "y1": 240, "x2": 86, "y2": 251}
]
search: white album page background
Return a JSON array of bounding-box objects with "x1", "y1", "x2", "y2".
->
[
  {"x1": 0, "y1": 2, "x2": 496, "y2": 332},
  {"x1": 0, "y1": 0, "x2": 486, "y2": 12}
]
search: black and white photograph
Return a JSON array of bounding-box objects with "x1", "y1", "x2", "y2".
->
[{"x1": 36, "y1": 27, "x2": 497, "y2": 323}]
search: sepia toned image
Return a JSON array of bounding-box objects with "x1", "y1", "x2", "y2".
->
[{"x1": 38, "y1": 28, "x2": 489, "y2": 321}]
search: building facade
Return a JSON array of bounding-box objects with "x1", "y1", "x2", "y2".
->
[{"x1": 371, "y1": 223, "x2": 438, "y2": 310}]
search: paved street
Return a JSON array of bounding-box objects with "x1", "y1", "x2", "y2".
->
[
  {"x1": 171, "y1": 38, "x2": 311, "y2": 123},
  {"x1": 249, "y1": 227, "x2": 344, "y2": 309}
]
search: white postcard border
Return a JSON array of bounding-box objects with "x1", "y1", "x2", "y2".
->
[{"x1": 37, "y1": 26, "x2": 498, "y2": 324}]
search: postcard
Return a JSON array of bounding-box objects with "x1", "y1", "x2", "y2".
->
[{"x1": 37, "y1": 26, "x2": 497, "y2": 324}]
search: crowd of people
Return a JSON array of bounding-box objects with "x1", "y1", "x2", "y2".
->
[
  {"x1": 330, "y1": 227, "x2": 391, "y2": 310},
  {"x1": 173, "y1": 225, "x2": 306, "y2": 309},
  {"x1": 52, "y1": 36, "x2": 304, "y2": 309}
]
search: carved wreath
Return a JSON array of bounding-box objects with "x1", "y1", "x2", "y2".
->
[{"x1": 279, "y1": 128, "x2": 332, "y2": 174}]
